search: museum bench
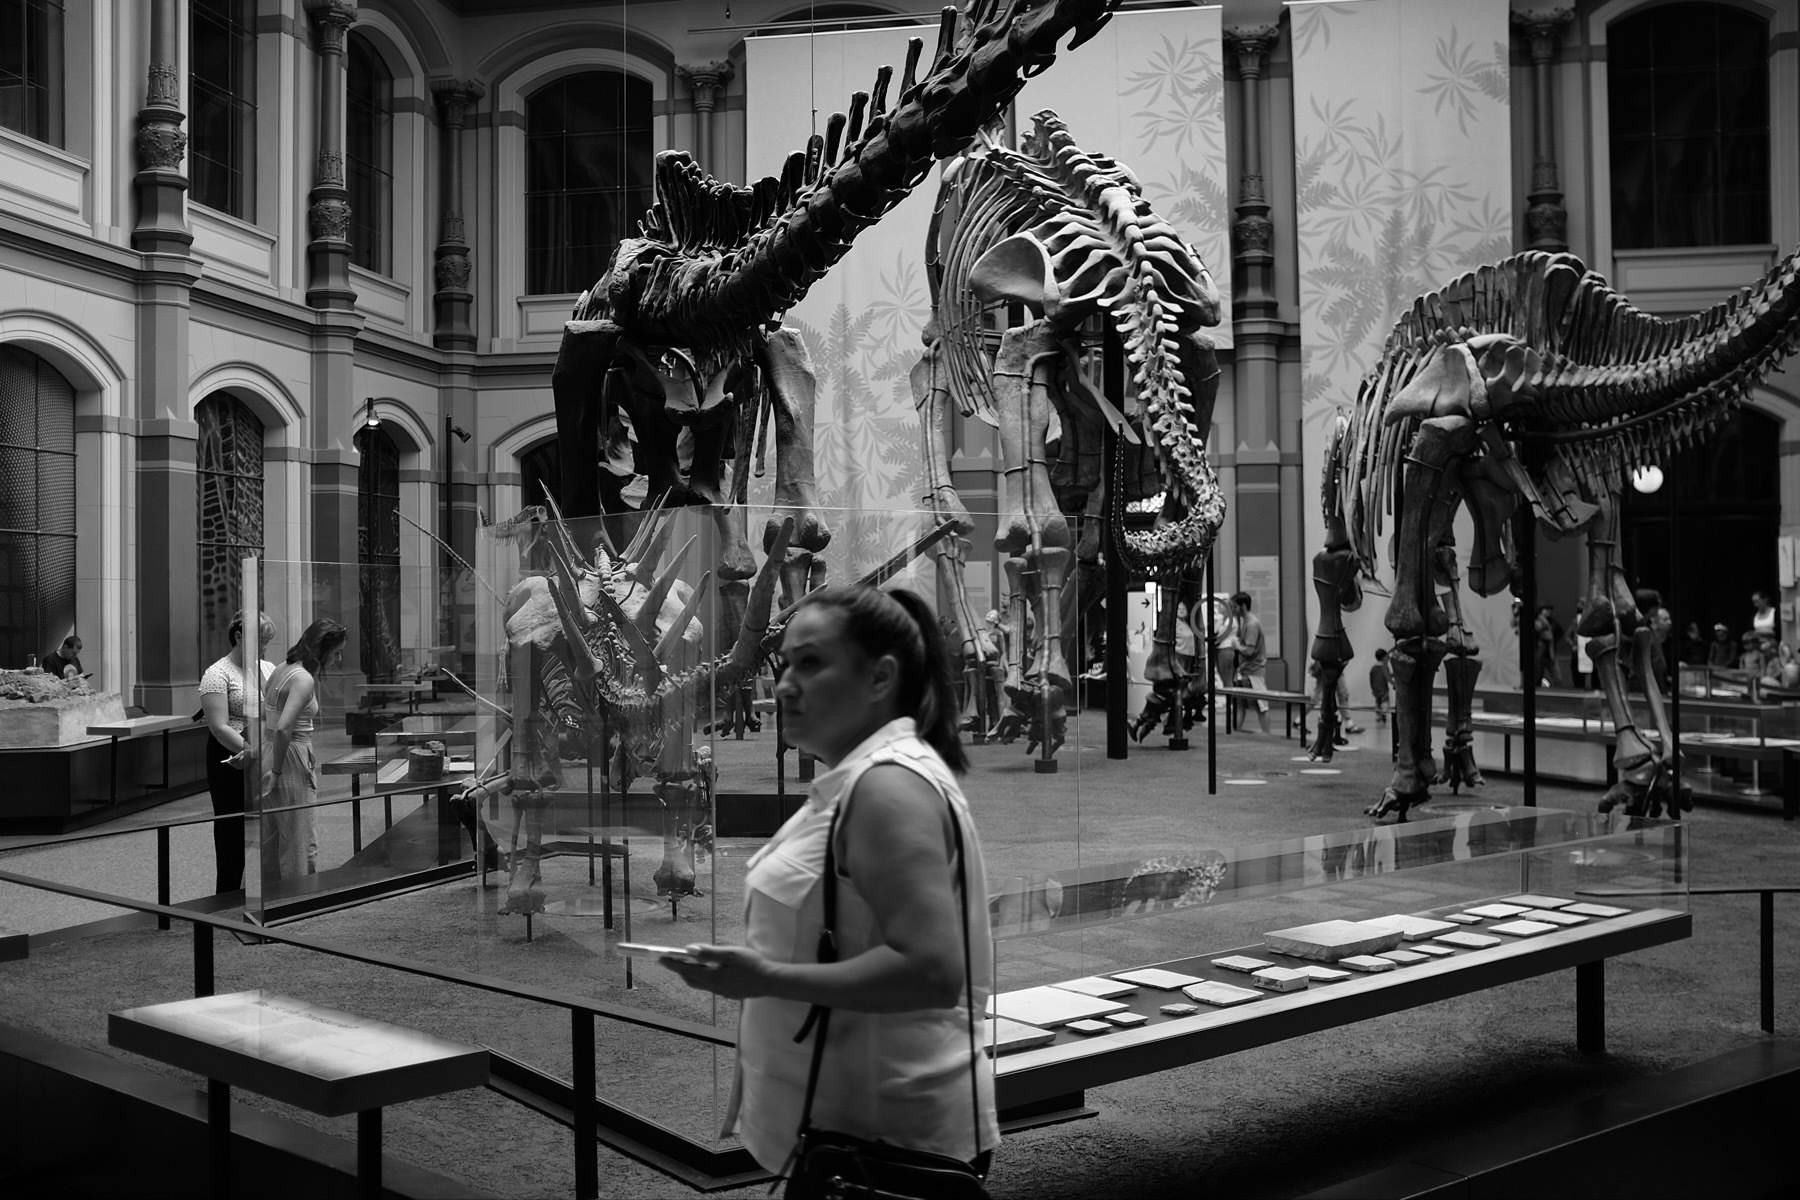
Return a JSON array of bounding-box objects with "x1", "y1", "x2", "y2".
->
[
  {"x1": 1216, "y1": 684, "x2": 1311, "y2": 739},
  {"x1": 110, "y1": 990, "x2": 488, "y2": 1200}
]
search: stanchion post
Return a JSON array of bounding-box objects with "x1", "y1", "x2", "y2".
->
[
  {"x1": 1206, "y1": 549, "x2": 1217, "y2": 795},
  {"x1": 572, "y1": 1009, "x2": 598, "y2": 1200},
  {"x1": 194, "y1": 920, "x2": 214, "y2": 997},
  {"x1": 1516, "y1": 508, "x2": 1537, "y2": 806},
  {"x1": 157, "y1": 826, "x2": 171, "y2": 930},
  {"x1": 1762, "y1": 889, "x2": 1775, "y2": 1036}
]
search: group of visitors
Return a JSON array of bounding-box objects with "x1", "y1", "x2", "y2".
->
[
  {"x1": 1532, "y1": 588, "x2": 1792, "y2": 692},
  {"x1": 197, "y1": 613, "x2": 348, "y2": 893}
]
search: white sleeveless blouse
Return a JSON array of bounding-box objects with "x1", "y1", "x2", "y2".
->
[{"x1": 724, "y1": 717, "x2": 999, "y2": 1171}]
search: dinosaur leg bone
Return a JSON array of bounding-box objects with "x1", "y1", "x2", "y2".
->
[
  {"x1": 1374, "y1": 416, "x2": 1476, "y2": 820},
  {"x1": 756, "y1": 328, "x2": 833, "y2": 558},
  {"x1": 1433, "y1": 532, "x2": 1484, "y2": 794}
]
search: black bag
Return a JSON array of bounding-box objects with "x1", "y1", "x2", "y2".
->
[
  {"x1": 786, "y1": 1129, "x2": 987, "y2": 1200},
  {"x1": 781, "y1": 786, "x2": 990, "y2": 1200}
]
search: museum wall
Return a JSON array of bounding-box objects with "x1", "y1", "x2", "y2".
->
[{"x1": 0, "y1": 0, "x2": 1796, "y2": 712}]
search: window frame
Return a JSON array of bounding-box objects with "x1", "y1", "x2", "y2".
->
[
  {"x1": 346, "y1": 29, "x2": 395, "y2": 277},
  {"x1": 0, "y1": 344, "x2": 77, "y2": 669},
  {"x1": 523, "y1": 69, "x2": 656, "y2": 297},
  {"x1": 0, "y1": 0, "x2": 64, "y2": 148},
  {"x1": 189, "y1": 0, "x2": 258, "y2": 221},
  {"x1": 195, "y1": 392, "x2": 267, "y2": 670}
]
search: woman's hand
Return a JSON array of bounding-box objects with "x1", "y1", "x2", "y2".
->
[
  {"x1": 224, "y1": 746, "x2": 254, "y2": 768},
  {"x1": 663, "y1": 944, "x2": 779, "y2": 1000}
]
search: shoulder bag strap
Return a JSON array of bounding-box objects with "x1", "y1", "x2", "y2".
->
[{"x1": 792, "y1": 772, "x2": 985, "y2": 1161}]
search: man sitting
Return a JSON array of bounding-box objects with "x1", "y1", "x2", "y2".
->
[{"x1": 40, "y1": 635, "x2": 84, "y2": 681}]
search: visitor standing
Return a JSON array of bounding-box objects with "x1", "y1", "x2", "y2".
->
[
  {"x1": 1227, "y1": 591, "x2": 1271, "y2": 733},
  {"x1": 666, "y1": 585, "x2": 998, "y2": 1191},
  {"x1": 1533, "y1": 605, "x2": 1564, "y2": 688},
  {"x1": 1752, "y1": 590, "x2": 1779, "y2": 641},
  {"x1": 261, "y1": 618, "x2": 347, "y2": 882},
  {"x1": 198, "y1": 611, "x2": 277, "y2": 893},
  {"x1": 1369, "y1": 648, "x2": 1392, "y2": 724}
]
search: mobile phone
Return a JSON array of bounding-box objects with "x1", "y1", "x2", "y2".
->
[{"x1": 617, "y1": 942, "x2": 700, "y2": 964}]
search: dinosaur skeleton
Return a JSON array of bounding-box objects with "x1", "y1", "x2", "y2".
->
[
  {"x1": 913, "y1": 111, "x2": 1226, "y2": 754},
  {"x1": 552, "y1": 0, "x2": 1117, "y2": 647},
  {"x1": 1314, "y1": 248, "x2": 1800, "y2": 821}
]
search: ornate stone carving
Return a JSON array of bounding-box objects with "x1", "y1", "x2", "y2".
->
[
  {"x1": 678, "y1": 60, "x2": 736, "y2": 111},
  {"x1": 1223, "y1": 25, "x2": 1278, "y2": 78},
  {"x1": 304, "y1": 0, "x2": 357, "y2": 49},
  {"x1": 136, "y1": 125, "x2": 187, "y2": 172},
  {"x1": 440, "y1": 215, "x2": 466, "y2": 246},
  {"x1": 309, "y1": 196, "x2": 352, "y2": 243},
  {"x1": 1234, "y1": 213, "x2": 1273, "y2": 254},
  {"x1": 146, "y1": 63, "x2": 180, "y2": 108},
  {"x1": 435, "y1": 252, "x2": 472, "y2": 292},
  {"x1": 1238, "y1": 171, "x2": 1266, "y2": 207},
  {"x1": 431, "y1": 78, "x2": 486, "y2": 127},
  {"x1": 315, "y1": 150, "x2": 344, "y2": 187},
  {"x1": 1525, "y1": 199, "x2": 1567, "y2": 249},
  {"x1": 1511, "y1": 7, "x2": 1573, "y2": 61}
]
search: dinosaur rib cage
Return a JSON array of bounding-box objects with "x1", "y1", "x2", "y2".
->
[{"x1": 1339, "y1": 248, "x2": 1800, "y2": 566}]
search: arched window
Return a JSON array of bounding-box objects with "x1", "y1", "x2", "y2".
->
[
  {"x1": 518, "y1": 439, "x2": 560, "y2": 513},
  {"x1": 0, "y1": 0, "x2": 63, "y2": 147},
  {"x1": 347, "y1": 30, "x2": 394, "y2": 276},
  {"x1": 1609, "y1": 2, "x2": 1769, "y2": 248},
  {"x1": 525, "y1": 71, "x2": 654, "y2": 295},
  {"x1": 195, "y1": 393, "x2": 265, "y2": 668},
  {"x1": 0, "y1": 345, "x2": 76, "y2": 668},
  {"x1": 190, "y1": 0, "x2": 258, "y2": 219},
  {"x1": 355, "y1": 425, "x2": 401, "y2": 681}
]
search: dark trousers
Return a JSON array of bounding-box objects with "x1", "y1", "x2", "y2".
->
[{"x1": 205, "y1": 731, "x2": 246, "y2": 894}]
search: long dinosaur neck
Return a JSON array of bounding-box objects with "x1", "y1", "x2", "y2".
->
[{"x1": 643, "y1": 0, "x2": 1112, "y2": 334}]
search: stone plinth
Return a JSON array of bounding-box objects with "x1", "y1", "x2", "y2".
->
[{"x1": 0, "y1": 672, "x2": 128, "y2": 748}]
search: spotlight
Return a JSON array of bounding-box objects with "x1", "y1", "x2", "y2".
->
[
  {"x1": 448, "y1": 424, "x2": 472, "y2": 444},
  {"x1": 1631, "y1": 465, "x2": 1664, "y2": 494},
  {"x1": 363, "y1": 397, "x2": 381, "y2": 429}
]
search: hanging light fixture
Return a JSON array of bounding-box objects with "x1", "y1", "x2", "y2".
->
[
  {"x1": 363, "y1": 397, "x2": 381, "y2": 429},
  {"x1": 1631, "y1": 464, "x2": 1664, "y2": 494}
]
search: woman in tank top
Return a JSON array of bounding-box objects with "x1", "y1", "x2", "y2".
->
[
  {"x1": 1752, "y1": 590, "x2": 1779, "y2": 639},
  {"x1": 261, "y1": 618, "x2": 347, "y2": 882},
  {"x1": 665, "y1": 585, "x2": 999, "y2": 1186}
]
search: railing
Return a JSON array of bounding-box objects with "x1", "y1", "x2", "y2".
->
[{"x1": 0, "y1": 843, "x2": 750, "y2": 1197}]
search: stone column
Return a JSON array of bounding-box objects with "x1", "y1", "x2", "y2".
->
[
  {"x1": 132, "y1": 0, "x2": 189, "y2": 254},
  {"x1": 304, "y1": 0, "x2": 357, "y2": 311},
  {"x1": 1224, "y1": 25, "x2": 1278, "y2": 318},
  {"x1": 677, "y1": 61, "x2": 734, "y2": 174},
  {"x1": 431, "y1": 80, "x2": 483, "y2": 352},
  {"x1": 1514, "y1": 7, "x2": 1572, "y2": 252},
  {"x1": 132, "y1": 0, "x2": 204, "y2": 712}
]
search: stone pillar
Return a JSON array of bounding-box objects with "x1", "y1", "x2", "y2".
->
[
  {"x1": 1224, "y1": 24, "x2": 1301, "y2": 684},
  {"x1": 131, "y1": 0, "x2": 204, "y2": 713},
  {"x1": 132, "y1": 0, "x2": 189, "y2": 254},
  {"x1": 431, "y1": 80, "x2": 483, "y2": 352},
  {"x1": 1224, "y1": 25, "x2": 1278, "y2": 318},
  {"x1": 677, "y1": 61, "x2": 734, "y2": 174},
  {"x1": 1514, "y1": 7, "x2": 1572, "y2": 253},
  {"x1": 304, "y1": 0, "x2": 357, "y2": 311}
]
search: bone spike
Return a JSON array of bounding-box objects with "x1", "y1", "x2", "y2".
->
[
  {"x1": 843, "y1": 91, "x2": 869, "y2": 147},
  {"x1": 927, "y1": 8, "x2": 960, "y2": 79},
  {"x1": 869, "y1": 64, "x2": 893, "y2": 116},
  {"x1": 777, "y1": 151, "x2": 806, "y2": 210},
  {"x1": 899, "y1": 36, "x2": 925, "y2": 99},
  {"x1": 591, "y1": 574, "x2": 665, "y2": 694},
  {"x1": 542, "y1": 537, "x2": 603, "y2": 681},
  {"x1": 622, "y1": 489, "x2": 672, "y2": 565},
  {"x1": 803, "y1": 133, "x2": 825, "y2": 186},
  {"x1": 634, "y1": 507, "x2": 681, "y2": 580},
  {"x1": 654, "y1": 570, "x2": 713, "y2": 662},
  {"x1": 634, "y1": 533, "x2": 698, "y2": 644}
]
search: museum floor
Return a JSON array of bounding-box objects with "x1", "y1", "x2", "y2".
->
[{"x1": 1, "y1": 701, "x2": 1797, "y2": 1198}]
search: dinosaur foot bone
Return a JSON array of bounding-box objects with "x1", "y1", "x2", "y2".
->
[
  {"x1": 1366, "y1": 787, "x2": 1429, "y2": 823},
  {"x1": 1436, "y1": 735, "x2": 1484, "y2": 793}
]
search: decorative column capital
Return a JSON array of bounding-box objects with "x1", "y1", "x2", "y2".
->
[
  {"x1": 678, "y1": 60, "x2": 736, "y2": 111},
  {"x1": 1511, "y1": 7, "x2": 1572, "y2": 63},
  {"x1": 431, "y1": 78, "x2": 486, "y2": 127},
  {"x1": 1223, "y1": 25, "x2": 1279, "y2": 78},
  {"x1": 304, "y1": 0, "x2": 358, "y2": 50},
  {"x1": 145, "y1": 62, "x2": 180, "y2": 109}
]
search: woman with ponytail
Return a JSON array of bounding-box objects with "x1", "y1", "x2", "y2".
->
[{"x1": 668, "y1": 584, "x2": 998, "y2": 1191}]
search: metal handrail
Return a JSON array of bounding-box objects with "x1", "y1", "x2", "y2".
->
[{"x1": 0, "y1": 866, "x2": 736, "y2": 1199}]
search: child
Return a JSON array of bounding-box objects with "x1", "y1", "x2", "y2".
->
[{"x1": 1370, "y1": 648, "x2": 1392, "y2": 724}]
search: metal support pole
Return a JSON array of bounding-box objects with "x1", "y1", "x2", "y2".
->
[
  {"x1": 357, "y1": 1108, "x2": 382, "y2": 1200},
  {"x1": 194, "y1": 920, "x2": 214, "y2": 997},
  {"x1": 1762, "y1": 889, "x2": 1775, "y2": 1035},
  {"x1": 1576, "y1": 959, "x2": 1605, "y2": 1051},
  {"x1": 209, "y1": 1079, "x2": 231, "y2": 1200},
  {"x1": 572, "y1": 1009, "x2": 598, "y2": 1200},
  {"x1": 1516, "y1": 508, "x2": 1537, "y2": 806},
  {"x1": 1104, "y1": 324, "x2": 1128, "y2": 761},
  {"x1": 157, "y1": 825, "x2": 171, "y2": 930},
  {"x1": 1207, "y1": 549, "x2": 1217, "y2": 794},
  {"x1": 1668, "y1": 450, "x2": 1681, "y2": 807}
]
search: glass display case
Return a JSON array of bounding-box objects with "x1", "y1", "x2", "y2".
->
[{"x1": 984, "y1": 806, "x2": 1689, "y2": 1112}]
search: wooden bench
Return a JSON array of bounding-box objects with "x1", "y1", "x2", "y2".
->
[
  {"x1": 87, "y1": 715, "x2": 197, "y2": 808},
  {"x1": 110, "y1": 990, "x2": 487, "y2": 1200},
  {"x1": 1216, "y1": 685, "x2": 1312, "y2": 740}
]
